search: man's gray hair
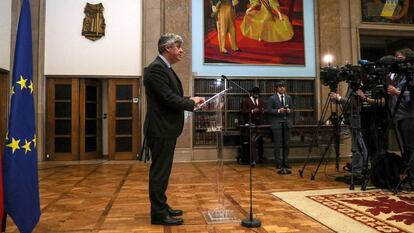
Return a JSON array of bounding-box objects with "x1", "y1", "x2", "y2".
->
[{"x1": 158, "y1": 33, "x2": 183, "y2": 54}]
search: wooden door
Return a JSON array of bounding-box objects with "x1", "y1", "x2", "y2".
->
[
  {"x1": 46, "y1": 78, "x2": 79, "y2": 161},
  {"x1": 0, "y1": 71, "x2": 9, "y2": 157},
  {"x1": 79, "y1": 79, "x2": 102, "y2": 160},
  {"x1": 108, "y1": 79, "x2": 140, "y2": 160}
]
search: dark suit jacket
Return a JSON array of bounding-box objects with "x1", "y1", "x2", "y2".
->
[
  {"x1": 266, "y1": 93, "x2": 294, "y2": 129},
  {"x1": 143, "y1": 56, "x2": 195, "y2": 138},
  {"x1": 241, "y1": 96, "x2": 264, "y2": 124}
]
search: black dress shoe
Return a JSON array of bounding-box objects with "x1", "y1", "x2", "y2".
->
[
  {"x1": 151, "y1": 215, "x2": 183, "y2": 225},
  {"x1": 283, "y1": 164, "x2": 292, "y2": 169},
  {"x1": 276, "y1": 164, "x2": 283, "y2": 169},
  {"x1": 167, "y1": 207, "x2": 183, "y2": 217}
]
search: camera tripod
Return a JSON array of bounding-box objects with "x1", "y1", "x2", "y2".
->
[
  {"x1": 359, "y1": 101, "x2": 388, "y2": 190},
  {"x1": 299, "y1": 88, "x2": 371, "y2": 191},
  {"x1": 299, "y1": 92, "x2": 344, "y2": 180},
  {"x1": 356, "y1": 78, "x2": 410, "y2": 192}
]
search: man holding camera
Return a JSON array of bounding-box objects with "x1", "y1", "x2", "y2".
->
[
  {"x1": 329, "y1": 87, "x2": 368, "y2": 180},
  {"x1": 267, "y1": 82, "x2": 294, "y2": 170},
  {"x1": 387, "y1": 48, "x2": 414, "y2": 188},
  {"x1": 355, "y1": 82, "x2": 387, "y2": 166}
]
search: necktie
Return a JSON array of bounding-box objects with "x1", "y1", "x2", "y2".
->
[{"x1": 281, "y1": 95, "x2": 285, "y2": 107}]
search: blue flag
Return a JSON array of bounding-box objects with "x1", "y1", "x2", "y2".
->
[{"x1": 3, "y1": 0, "x2": 41, "y2": 232}]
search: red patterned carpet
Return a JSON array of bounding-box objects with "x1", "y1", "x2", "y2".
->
[
  {"x1": 308, "y1": 191, "x2": 414, "y2": 233},
  {"x1": 273, "y1": 189, "x2": 414, "y2": 233}
]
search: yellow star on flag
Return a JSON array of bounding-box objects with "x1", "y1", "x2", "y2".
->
[
  {"x1": 22, "y1": 140, "x2": 32, "y2": 154},
  {"x1": 17, "y1": 75, "x2": 27, "y2": 90},
  {"x1": 32, "y1": 135, "x2": 37, "y2": 148},
  {"x1": 10, "y1": 86, "x2": 15, "y2": 96},
  {"x1": 28, "y1": 80, "x2": 34, "y2": 94},
  {"x1": 6, "y1": 137, "x2": 21, "y2": 154}
]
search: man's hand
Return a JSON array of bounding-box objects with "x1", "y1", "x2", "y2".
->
[
  {"x1": 212, "y1": 6, "x2": 218, "y2": 13},
  {"x1": 387, "y1": 85, "x2": 400, "y2": 96},
  {"x1": 356, "y1": 89, "x2": 366, "y2": 99},
  {"x1": 191, "y1": 97, "x2": 205, "y2": 104},
  {"x1": 279, "y1": 108, "x2": 287, "y2": 113},
  {"x1": 329, "y1": 92, "x2": 341, "y2": 101}
]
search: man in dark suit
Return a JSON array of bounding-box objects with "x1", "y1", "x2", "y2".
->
[
  {"x1": 387, "y1": 48, "x2": 414, "y2": 188},
  {"x1": 241, "y1": 86, "x2": 265, "y2": 163},
  {"x1": 266, "y1": 82, "x2": 294, "y2": 170},
  {"x1": 143, "y1": 33, "x2": 205, "y2": 225}
]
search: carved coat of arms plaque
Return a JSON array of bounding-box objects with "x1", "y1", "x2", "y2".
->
[{"x1": 82, "y1": 3, "x2": 106, "y2": 41}]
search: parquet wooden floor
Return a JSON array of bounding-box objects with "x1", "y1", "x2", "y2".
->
[{"x1": 4, "y1": 161, "x2": 351, "y2": 233}]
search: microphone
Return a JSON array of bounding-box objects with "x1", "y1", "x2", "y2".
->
[
  {"x1": 220, "y1": 74, "x2": 249, "y2": 95},
  {"x1": 358, "y1": 59, "x2": 375, "y2": 66},
  {"x1": 379, "y1": 55, "x2": 397, "y2": 65}
]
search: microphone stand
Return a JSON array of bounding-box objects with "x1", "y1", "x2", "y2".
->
[{"x1": 221, "y1": 75, "x2": 261, "y2": 228}]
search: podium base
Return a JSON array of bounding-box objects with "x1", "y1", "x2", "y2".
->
[
  {"x1": 202, "y1": 208, "x2": 239, "y2": 224},
  {"x1": 277, "y1": 168, "x2": 292, "y2": 175},
  {"x1": 241, "y1": 218, "x2": 261, "y2": 228}
]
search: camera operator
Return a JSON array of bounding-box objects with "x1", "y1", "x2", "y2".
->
[
  {"x1": 355, "y1": 82, "x2": 387, "y2": 167},
  {"x1": 387, "y1": 48, "x2": 414, "y2": 188},
  {"x1": 330, "y1": 87, "x2": 368, "y2": 180}
]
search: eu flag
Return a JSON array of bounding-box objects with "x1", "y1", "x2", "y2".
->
[{"x1": 3, "y1": 0, "x2": 41, "y2": 232}]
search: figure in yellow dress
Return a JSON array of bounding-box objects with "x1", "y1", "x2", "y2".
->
[
  {"x1": 240, "y1": 0, "x2": 294, "y2": 42},
  {"x1": 210, "y1": 0, "x2": 240, "y2": 53}
]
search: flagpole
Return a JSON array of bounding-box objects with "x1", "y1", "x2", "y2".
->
[{"x1": 3, "y1": 0, "x2": 41, "y2": 232}]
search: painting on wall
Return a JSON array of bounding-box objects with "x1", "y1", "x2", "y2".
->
[
  {"x1": 204, "y1": 0, "x2": 305, "y2": 65},
  {"x1": 361, "y1": 0, "x2": 414, "y2": 24}
]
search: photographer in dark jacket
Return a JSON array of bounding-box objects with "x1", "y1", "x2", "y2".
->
[
  {"x1": 355, "y1": 82, "x2": 387, "y2": 166},
  {"x1": 143, "y1": 33, "x2": 204, "y2": 225},
  {"x1": 329, "y1": 88, "x2": 368, "y2": 178},
  {"x1": 387, "y1": 48, "x2": 414, "y2": 188}
]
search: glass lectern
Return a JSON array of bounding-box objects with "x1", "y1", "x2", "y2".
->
[{"x1": 194, "y1": 86, "x2": 239, "y2": 224}]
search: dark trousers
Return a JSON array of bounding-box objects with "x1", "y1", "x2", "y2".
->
[
  {"x1": 148, "y1": 137, "x2": 177, "y2": 217},
  {"x1": 361, "y1": 113, "x2": 389, "y2": 166},
  {"x1": 240, "y1": 135, "x2": 264, "y2": 162},
  {"x1": 272, "y1": 127, "x2": 291, "y2": 166},
  {"x1": 350, "y1": 128, "x2": 368, "y2": 174},
  {"x1": 398, "y1": 118, "x2": 414, "y2": 181},
  {"x1": 256, "y1": 136, "x2": 264, "y2": 159}
]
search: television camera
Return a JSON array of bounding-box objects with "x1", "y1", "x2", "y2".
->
[
  {"x1": 320, "y1": 64, "x2": 365, "y2": 91},
  {"x1": 320, "y1": 56, "x2": 414, "y2": 96}
]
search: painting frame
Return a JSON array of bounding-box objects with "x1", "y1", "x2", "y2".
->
[
  {"x1": 192, "y1": 0, "x2": 316, "y2": 77},
  {"x1": 361, "y1": 0, "x2": 414, "y2": 25}
]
